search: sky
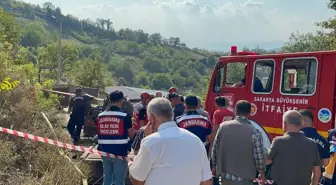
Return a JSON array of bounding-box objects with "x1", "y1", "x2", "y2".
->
[{"x1": 22, "y1": 0, "x2": 334, "y2": 51}]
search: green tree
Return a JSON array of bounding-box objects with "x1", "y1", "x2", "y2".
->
[
  {"x1": 328, "y1": 0, "x2": 336, "y2": 11},
  {"x1": 0, "y1": 9, "x2": 22, "y2": 50},
  {"x1": 194, "y1": 62, "x2": 207, "y2": 75},
  {"x1": 134, "y1": 71, "x2": 148, "y2": 86},
  {"x1": 185, "y1": 75, "x2": 198, "y2": 87},
  {"x1": 282, "y1": 32, "x2": 333, "y2": 52},
  {"x1": 114, "y1": 40, "x2": 140, "y2": 55},
  {"x1": 72, "y1": 59, "x2": 113, "y2": 89},
  {"x1": 150, "y1": 73, "x2": 172, "y2": 90},
  {"x1": 13, "y1": 47, "x2": 30, "y2": 65},
  {"x1": 37, "y1": 41, "x2": 79, "y2": 79},
  {"x1": 21, "y1": 22, "x2": 50, "y2": 47},
  {"x1": 171, "y1": 73, "x2": 185, "y2": 89},
  {"x1": 43, "y1": 2, "x2": 55, "y2": 10},
  {"x1": 143, "y1": 57, "x2": 164, "y2": 73},
  {"x1": 112, "y1": 62, "x2": 134, "y2": 85},
  {"x1": 243, "y1": 46, "x2": 268, "y2": 54},
  {"x1": 149, "y1": 33, "x2": 162, "y2": 45},
  {"x1": 134, "y1": 29, "x2": 149, "y2": 44},
  {"x1": 206, "y1": 56, "x2": 217, "y2": 68}
]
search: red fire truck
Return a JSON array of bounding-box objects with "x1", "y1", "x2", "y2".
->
[{"x1": 205, "y1": 46, "x2": 336, "y2": 146}]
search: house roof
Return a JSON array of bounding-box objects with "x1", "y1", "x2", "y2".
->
[{"x1": 104, "y1": 86, "x2": 169, "y2": 100}]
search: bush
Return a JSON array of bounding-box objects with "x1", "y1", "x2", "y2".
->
[{"x1": 0, "y1": 83, "x2": 89, "y2": 185}]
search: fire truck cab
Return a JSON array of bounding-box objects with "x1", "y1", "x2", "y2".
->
[{"x1": 205, "y1": 46, "x2": 336, "y2": 144}]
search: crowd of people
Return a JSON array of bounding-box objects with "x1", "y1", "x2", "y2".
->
[{"x1": 66, "y1": 87, "x2": 336, "y2": 185}]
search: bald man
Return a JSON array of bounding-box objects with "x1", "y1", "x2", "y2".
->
[{"x1": 267, "y1": 110, "x2": 321, "y2": 185}]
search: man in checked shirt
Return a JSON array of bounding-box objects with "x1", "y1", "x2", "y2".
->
[
  {"x1": 211, "y1": 100, "x2": 266, "y2": 185},
  {"x1": 131, "y1": 126, "x2": 145, "y2": 155}
]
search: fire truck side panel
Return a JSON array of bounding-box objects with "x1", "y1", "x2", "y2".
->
[
  {"x1": 205, "y1": 51, "x2": 336, "y2": 141},
  {"x1": 317, "y1": 54, "x2": 336, "y2": 134}
]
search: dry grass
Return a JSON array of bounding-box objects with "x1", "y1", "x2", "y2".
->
[{"x1": 0, "y1": 84, "x2": 90, "y2": 185}]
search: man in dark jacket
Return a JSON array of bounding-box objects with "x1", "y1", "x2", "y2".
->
[{"x1": 67, "y1": 88, "x2": 87, "y2": 144}]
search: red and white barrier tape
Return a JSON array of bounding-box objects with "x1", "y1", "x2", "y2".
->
[
  {"x1": 42, "y1": 89, "x2": 104, "y2": 101},
  {"x1": 253, "y1": 179, "x2": 273, "y2": 184},
  {"x1": 0, "y1": 125, "x2": 274, "y2": 184},
  {"x1": 0, "y1": 126, "x2": 132, "y2": 161}
]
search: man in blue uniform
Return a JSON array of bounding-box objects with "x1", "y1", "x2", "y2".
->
[
  {"x1": 176, "y1": 95, "x2": 212, "y2": 147},
  {"x1": 97, "y1": 90, "x2": 135, "y2": 185},
  {"x1": 300, "y1": 109, "x2": 330, "y2": 167},
  {"x1": 232, "y1": 64, "x2": 264, "y2": 92},
  {"x1": 67, "y1": 88, "x2": 87, "y2": 144}
]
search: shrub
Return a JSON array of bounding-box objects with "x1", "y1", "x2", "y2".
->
[
  {"x1": 0, "y1": 83, "x2": 89, "y2": 185},
  {"x1": 0, "y1": 77, "x2": 20, "y2": 91}
]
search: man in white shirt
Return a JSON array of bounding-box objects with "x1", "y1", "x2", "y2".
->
[{"x1": 129, "y1": 98, "x2": 213, "y2": 185}]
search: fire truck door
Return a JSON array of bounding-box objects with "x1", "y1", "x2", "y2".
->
[{"x1": 219, "y1": 59, "x2": 250, "y2": 107}]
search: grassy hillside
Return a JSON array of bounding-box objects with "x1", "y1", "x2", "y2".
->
[
  {"x1": 2, "y1": 0, "x2": 331, "y2": 96},
  {"x1": 0, "y1": 0, "x2": 229, "y2": 96}
]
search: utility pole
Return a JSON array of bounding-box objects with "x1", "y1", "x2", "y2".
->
[
  {"x1": 36, "y1": 55, "x2": 41, "y2": 83},
  {"x1": 56, "y1": 18, "x2": 62, "y2": 85}
]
